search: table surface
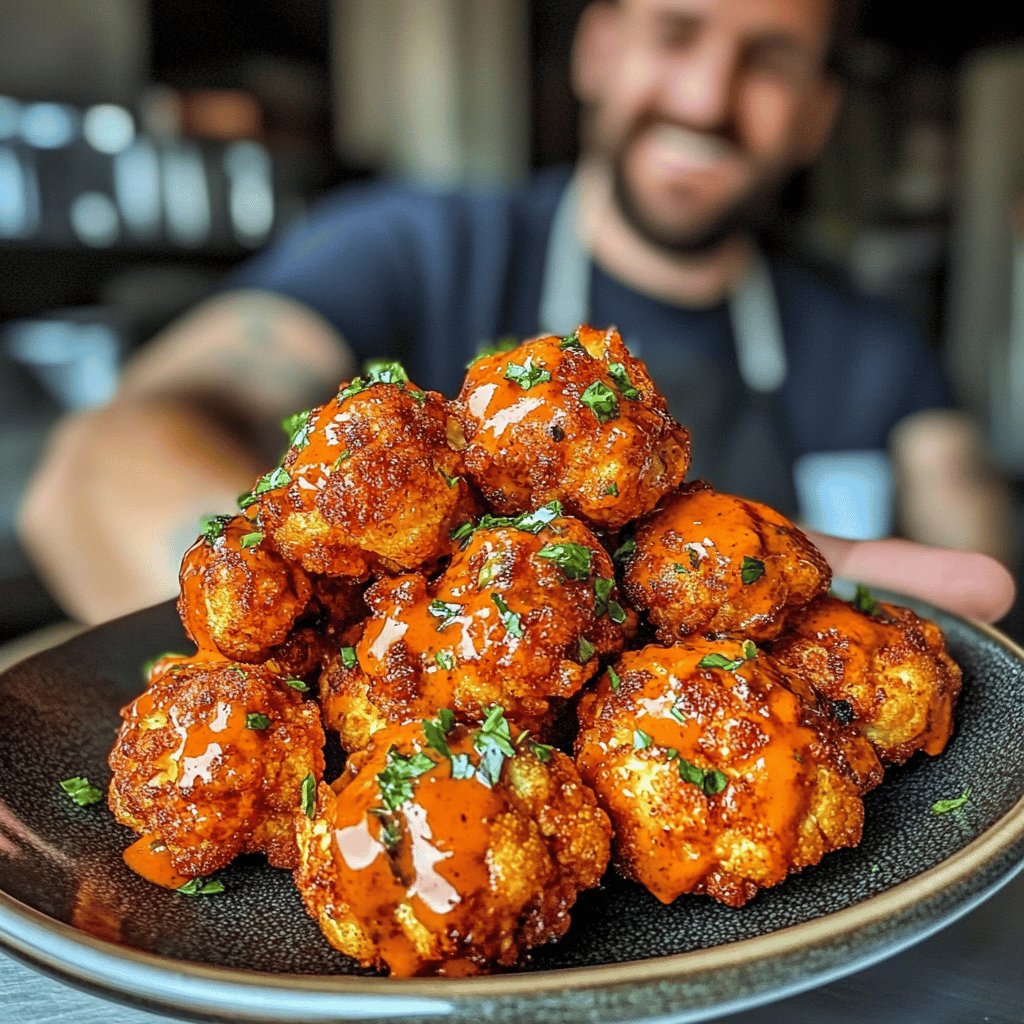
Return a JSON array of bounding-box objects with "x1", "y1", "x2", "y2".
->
[{"x1": 3, "y1": 865, "x2": 1024, "y2": 1024}]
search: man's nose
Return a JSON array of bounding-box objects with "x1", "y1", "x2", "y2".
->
[{"x1": 660, "y1": 38, "x2": 737, "y2": 131}]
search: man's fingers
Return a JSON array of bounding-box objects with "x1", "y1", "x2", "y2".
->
[{"x1": 806, "y1": 532, "x2": 1017, "y2": 624}]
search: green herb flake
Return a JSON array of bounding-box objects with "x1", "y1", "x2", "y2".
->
[
  {"x1": 141, "y1": 651, "x2": 187, "y2": 681},
  {"x1": 177, "y1": 876, "x2": 224, "y2": 896},
  {"x1": 434, "y1": 650, "x2": 456, "y2": 670},
  {"x1": 633, "y1": 729, "x2": 653, "y2": 750},
  {"x1": 607, "y1": 665, "x2": 621, "y2": 691},
  {"x1": 285, "y1": 678, "x2": 309, "y2": 693},
  {"x1": 340, "y1": 646, "x2": 358, "y2": 670},
  {"x1": 669, "y1": 701, "x2": 687, "y2": 724},
  {"x1": 468, "y1": 336, "x2": 520, "y2": 367},
  {"x1": 740, "y1": 556, "x2": 766, "y2": 585},
  {"x1": 370, "y1": 809, "x2": 401, "y2": 849},
  {"x1": 199, "y1": 513, "x2": 232, "y2": 546},
  {"x1": 252, "y1": 465, "x2": 291, "y2": 497},
  {"x1": 59, "y1": 776, "x2": 103, "y2": 806},
  {"x1": 408, "y1": 388, "x2": 427, "y2": 405},
  {"x1": 422, "y1": 716, "x2": 453, "y2": 759},
  {"x1": 594, "y1": 576, "x2": 627, "y2": 624},
  {"x1": 504, "y1": 357, "x2": 552, "y2": 390},
  {"x1": 438, "y1": 467, "x2": 461, "y2": 488},
  {"x1": 331, "y1": 449, "x2": 352, "y2": 470},
  {"x1": 238, "y1": 530, "x2": 263, "y2": 550},
  {"x1": 450, "y1": 752, "x2": 476, "y2": 779},
  {"x1": 300, "y1": 773, "x2": 317, "y2": 818},
  {"x1": 491, "y1": 593, "x2": 524, "y2": 639},
  {"x1": 337, "y1": 376, "x2": 369, "y2": 402},
  {"x1": 613, "y1": 538, "x2": 636, "y2": 564},
  {"x1": 477, "y1": 554, "x2": 504, "y2": 589},
  {"x1": 577, "y1": 636, "x2": 596, "y2": 663},
  {"x1": 473, "y1": 706, "x2": 517, "y2": 787},
  {"x1": 377, "y1": 748, "x2": 436, "y2": 810},
  {"x1": 514, "y1": 501, "x2": 563, "y2": 533},
  {"x1": 604, "y1": 481, "x2": 619, "y2": 497},
  {"x1": 853, "y1": 583, "x2": 881, "y2": 616},
  {"x1": 697, "y1": 652, "x2": 745, "y2": 672},
  {"x1": 237, "y1": 490, "x2": 258, "y2": 510},
  {"x1": 245, "y1": 712, "x2": 271, "y2": 730},
  {"x1": 364, "y1": 359, "x2": 410, "y2": 386},
  {"x1": 607, "y1": 361, "x2": 640, "y2": 400},
  {"x1": 580, "y1": 381, "x2": 619, "y2": 423},
  {"x1": 677, "y1": 756, "x2": 728, "y2": 796},
  {"x1": 673, "y1": 562, "x2": 690, "y2": 575},
  {"x1": 559, "y1": 332, "x2": 582, "y2": 351},
  {"x1": 932, "y1": 788, "x2": 971, "y2": 815},
  {"x1": 528, "y1": 740, "x2": 554, "y2": 763},
  {"x1": 428, "y1": 599, "x2": 463, "y2": 630},
  {"x1": 281, "y1": 408, "x2": 313, "y2": 450},
  {"x1": 536, "y1": 542, "x2": 593, "y2": 581}
]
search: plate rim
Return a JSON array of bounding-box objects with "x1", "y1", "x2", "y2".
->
[{"x1": 1, "y1": 611, "x2": 1023, "y2": 1017}]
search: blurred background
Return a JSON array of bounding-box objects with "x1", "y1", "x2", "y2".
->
[{"x1": 1, "y1": 0, "x2": 1023, "y2": 644}]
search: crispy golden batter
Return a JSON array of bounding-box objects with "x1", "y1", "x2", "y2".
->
[
  {"x1": 452, "y1": 325, "x2": 690, "y2": 530},
  {"x1": 178, "y1": 513, "x2": 314, "y2": 662},
  {"x1": 294, "y1": 715, "x2": 610, "y2": 976},
  {"x1": 255, "y1": 370, "x2": 479, "y2": 579},
  {"x1": 108, "y1": 656, "x2": 325, "y2": 876},
  {"x1": 320, "y1": 509, "x2": 635, "y2": 750},
  {"x1": 771, "y1": 593, "x2": 963, "y2": 765},
  {"x1": 623, "y1": 481, "x2": 830, "y2": 642},
  {"x1": 575, "y1": 638, "x2": 864, "y2": 907}
]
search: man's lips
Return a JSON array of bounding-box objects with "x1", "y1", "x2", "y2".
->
[{"x1": 633, "y1": 123, "x2": 738, "y2": 175}]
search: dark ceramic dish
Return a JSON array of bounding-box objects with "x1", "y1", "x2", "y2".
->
[{"x1": 1, "y1": 599, "x2": 1022, "y2": 1024}]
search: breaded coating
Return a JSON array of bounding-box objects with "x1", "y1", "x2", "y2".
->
[
  {"x1": 622, "y1": 481, "x2": 830, "y2": 642},
  {"x1": 575, "y1": 638, "x2": 864, "y2": 907},
  {"x1": 452, "y1": 325, "x2": 690, "y2": 531},
  {"x1": 294, "y1": 713, "x2": 610, "y2": 976},
  {"x1": 108, "y1": 656, "x2": 325, "y2": 877},
  {"x1": 254, "y1": 365, "x2": 479, "y2": 579},
  {"x1": 320, "y1": 507, "x2": 635, "y2": 750},
  {"x1": 771, "y1": 592, "x2": 963, "y2": 765},
  {"x1": 178, "y1": 513, "x2": 314, "y2": 662}
]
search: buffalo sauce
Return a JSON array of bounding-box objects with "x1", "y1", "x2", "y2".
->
[{"x1": 123, "y1": 834, "x2": 193, "y2": 889}]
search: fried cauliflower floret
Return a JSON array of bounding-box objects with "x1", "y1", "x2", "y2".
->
[
  {"x1": 575, "y1": 638, "x2": 864, "y2": 907},
  {"x1": 177, "y1": 513, "x2": 314, "y2": 662},
  {"x1": 254, "y1": 364, "x2": 478, "y2": 579},
  {"x1": 771, "y1": 592, "x2": 963, "y2": 765},
  {"x1": 320, "y1": 506, "x2": 636, "y2": 750},
  {"x1": 294, "y1": 713, "x2": 610, "y2": 976},
  {"x1": 108, "y1": 657, "x2": 325, "y2": 877},
  {"x1": 622, "y1": 481, "x2": 830, "y2": 642},
  {"x1": 452, "y1": 325, "x2": 690, "y2": 530}
]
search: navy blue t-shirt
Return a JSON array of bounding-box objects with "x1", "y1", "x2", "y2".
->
[{"x1": 228, "y1": 168, "x2": 951, "y2": 518}]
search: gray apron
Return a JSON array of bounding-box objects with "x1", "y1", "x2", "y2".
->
[{"x1": 537, "y1": 174, "x2": 800, "y2": 516}]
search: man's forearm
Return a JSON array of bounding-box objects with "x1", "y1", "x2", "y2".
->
[{"x1": 18, "y1": 399, "x2": 263, "y2": 624}]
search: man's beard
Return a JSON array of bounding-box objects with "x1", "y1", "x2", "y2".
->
[{"x1": 610, "y1": 144, "x2": 783, "y2": 258}]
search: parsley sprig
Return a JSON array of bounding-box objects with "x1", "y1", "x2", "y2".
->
[
  {"x1": 199, "y1": 513, "x2": 231, "y2": 546},
  {"x1": 580, "y1": 381, "x2": 619, "y2": 423},
  {"x1": 504, "y1": 357, "x2": 551, "y2": 390},
  {"x1": 607, "y1": 362, "x2": 640, "y2": 400},
  {"x1": 594, "y1": 577, "x2": 627, "y2": 624},
  {"x1": 450, "y1": 501, "x2": 563, "y2": 546},
  {"x1": 740, "y1": 556, "x2": 765, "y2": 585},
  {"x1": 280, "y1": 408, "x2": 313, "y2": 451},
  {"x1": 59, "y1": 776, "x2": 103, "y2": 806},
  {"x1": 491, "y1": 593, "x2": 524, "y2": 638},
  {"x1": 428, "y1": 599, "x2": 463, "y2": 630},
  {"x1": 536, "y1": 541, "x2": 593, "y2": 581},
  {"x1": 697, "y1": 640, "x2": 758, "y2": 672}
]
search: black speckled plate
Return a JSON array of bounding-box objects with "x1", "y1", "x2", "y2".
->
[{"x1": 1, "y1": 598, "x2": 1023, "y2": 1024}]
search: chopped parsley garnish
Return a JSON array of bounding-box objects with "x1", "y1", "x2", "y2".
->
[
  {"x1": 199, "y1": 513, "x2": 231, "y2": 546},
  {"x1": 607, "y1": 361, "x2": 640, "y2": 400},
  {"x1": 428, "y1": 599, "x2": 462, "y2": 630},
  {"x1": 468, "y1": 336, "x2": 520, "y2": 367},
  {"x1": 300, "y1": 773, "x2": 316, "y2": 818},
  {"x1": 450, "y1": 500, "x2": 563, "y2": 546},
  {"x1": 141, "y1": 651, "x2": 186, "y2": 681},
  {"x1": 369, "y1": 808, "x2": 402, "y2": 849},
  {"x1": 580, "y1": 381, "x2": 619, "y2": 423},
  {"x1": 364, "y1": 359, "x2": 410, "y2": 385},
  {"x1": 408, "y1": 389, "x2": 427, "y2": 405},
  {"x1": 473, "y1": 706, "x2": 517, "y2": 787},
  {"x1": 536, "y1": 541, "x2": 593, "y2": 581},
  {"x1": 677, "y1": 757, "x2": 728, "y2": 796},
  {"x1": 377, "y1": 748, "x2": 436, "y2": 810},
  {"x1": 59, "y1": 776, "x2": 103, "y2": 806},
  {"x1": 504, "y1": 357, "x2": 551, "y2": 390},
  {"x1": 477, "y1": 554, "x2": 504, "y2": 588},
  {"x1": 613, "y1": 537, "x2": 636, "y2": 564},
  {"x1": 607, "y1": 665, "x2": 621, "y2": 691},
  {"x1": 932, "y1": 788, "x2": 971, "y2": 814},
  {"x1": 559, "y1": 331, "x2": 582, "y2": 351},
  {"x1": 528, "y1": 739, "x2": 554, "y2": 763},
  {"x1": 177, "y1": 877, "x2": 224, "y2": 896},
  {"x1": 245, "y1": 712, "x2": 271, "y2": 730},
  {"x1": 437, "y1": 466, "x2": 461, "y2": 488},
  {"x1": 741, "y1": 556, "x2": 765, "y2": 585},
  {"x1": 422, "y1": 709, "x2": 456, "y2": 759},
  {"x1": 238, "y1": 530, "x2": 263, "y2": 550},
  {"x1": 577, "y1": 636, "x2": 596, "y2": 663},
  {"x1": 339, "y1": 646, "x2": 358, "y2": 670},
  {"x1": 285, "y1": 678, "x2": 309, "y2": 693},
  {"x1": 673, "y1": 563, "x2": 690, "y2": 574},
  {"x1": 491, "y1": 593, "x2": 524, "y2": 638},
  {"x1": 697, "y1": 641, "x2": 757, "y2": 672},
  {"x1": 280, "y1": 408, "x2": 313, "y2": 450},
  {"x1": 594, "y1": 577, "x2": 627, "y2": 624},
  {"x1": 669, "y1": 701, "x2": 687, "y2": 724},
  {"x1": 240, "y1": 466, "x2": 291, "y2": 508},
  {"x1": 684, "y1": 545, "x2": 703, "y2": 569},
  {"x1": 604, "y1": 481, "x2": 619, "y2": 497},
  {"x1": 633, "y1": 729, "x2": 653, "y2": 750},
  {"x1": 435, "y1": 650, "x2": 456, "y2": 670},
  {"x1": 332, "y1": 450, "x2": 352, "y2": 470},
  {"x1": 853, "y1": 583, "x2": 881, "y2": 616},
  {"x1": 450, "y1": 753, "x2": 476, "y2": 779}
]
